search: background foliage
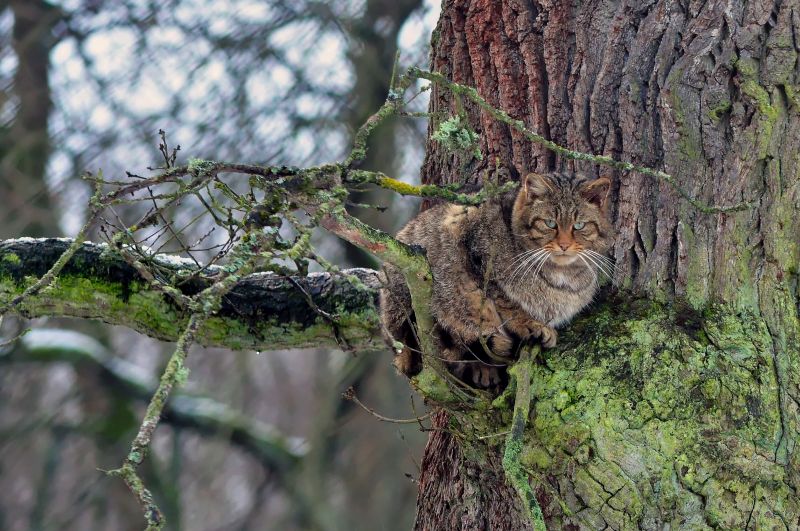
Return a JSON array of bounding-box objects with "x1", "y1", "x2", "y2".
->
[{"x1": 0, "y1": 1, "x2": 439, "y2": 529}]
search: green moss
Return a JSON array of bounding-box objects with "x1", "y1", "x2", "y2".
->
[
  {"x1": 187, "y1": 158, "x2": 214, "y2": 175},
  {"x1": 509, "y1": 300, "x2": 799, "y2": 527},
  {"x1": 412, "y1": 367, "x2": 456, "y2": 404},
  {"x1": 2, "y1": 253, "x2": 21, "y2": 265},
  {"x1": 741, "y1": 79, "x2": 777, "y2": 118},
  {"x1": 431, "y1": 115, "x2": 483, "y2": 160},
  {"x1": 735, "y1": 56, "x2": 780, "y2": 159},
  {"x1": 521, "y1": 446, "x2": 552, "y2": 470},
  {"x1": 707, "y1": 100, "x2": 731, "y2": 122},
  {"x1": 784, "y1": 84, "x2": 800, "y2": 111}
]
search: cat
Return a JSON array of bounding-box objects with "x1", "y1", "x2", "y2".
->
[{"x1": 380, "y1": 171, "x2": 614, "y2": 389}]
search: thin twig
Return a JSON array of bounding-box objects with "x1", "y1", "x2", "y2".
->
[
  {"x1": 342, "y1": 386, "x2": 431, "y2": 425},
  {"x1": 108, "y1": 237, "x2": 264, "y2": 529}
]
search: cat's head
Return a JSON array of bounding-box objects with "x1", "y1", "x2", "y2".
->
[{"x1": 511, "y1": 172, "x2": 614, "y2": 268}]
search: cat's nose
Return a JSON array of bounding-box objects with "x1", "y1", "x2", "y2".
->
[{"x1": 558, "y1": 242, "x2": 570, "y2": 251}]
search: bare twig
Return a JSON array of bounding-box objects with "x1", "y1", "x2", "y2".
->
[{"x1": 342, "y1": 386, "x2": 431, "y2": 425}]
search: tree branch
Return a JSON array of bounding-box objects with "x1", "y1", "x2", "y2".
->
[
  {"x1": 502, "y1": 346, "x2": 546, "y2": 530},
  {"x1": 0, "y1": 238, "x2": 383, "y2": 352}
]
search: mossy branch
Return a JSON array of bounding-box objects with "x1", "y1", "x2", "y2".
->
[
  {"x1": 317, "y1": 207, "x2": 475, "y2": 403},
  {"x1": 0, "y1": 238, "x2": 382, "y2": 352},
  {"x1": 503, "y1": 345, "x2": 546, "y2": 531},
  {"x1": 95, "y1": 159, "x2": 508, "y2": 208},
  {"x1": 107, "y1": 463, "x2": 163, "y2": 531},
  {"x1": 348, "y1": 169, "x2": 517, "y2": 205}
]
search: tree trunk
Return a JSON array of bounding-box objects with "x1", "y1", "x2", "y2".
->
[
  {"x1": 415, "y1": 0, "x2": 800, "y2": 528},
  {"x1": 1, "y1": 0, "x2": 60, "y2": 237}
]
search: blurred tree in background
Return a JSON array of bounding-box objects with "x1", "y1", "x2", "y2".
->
[{"x1": 0, "y1": 1, "x2": 437, "y2": 529}]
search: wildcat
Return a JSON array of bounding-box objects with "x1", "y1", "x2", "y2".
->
[{"x1": 380, "y1": 171, "x2": 614, "y2": 388}]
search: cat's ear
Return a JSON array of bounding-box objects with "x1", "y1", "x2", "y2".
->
[
  {"x1": 579, "y1": 176, "x2": 611, "y2": 208},
  {"x1": 522, "y1": 172, "x2": 555, "y2": 199}
]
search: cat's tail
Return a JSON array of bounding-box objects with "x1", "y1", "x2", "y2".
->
[{"x1": 379, "y1": 263, "x2": 422, "y2": 376}]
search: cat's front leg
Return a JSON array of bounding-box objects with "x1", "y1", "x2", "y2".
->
[
  {"x1": 510, "y1": 318, "x2": 558, "y2": 348},
  {"x1": 432, "y1": 287, "x2": 514, "y2": 357},
  {"x1": 495, "y1": 300, "x2": 558, "y2": 348}
]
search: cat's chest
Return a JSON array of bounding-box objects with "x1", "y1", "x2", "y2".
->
[{"x1": 503, "y1": 280, "x2": 595, "y2": 327}]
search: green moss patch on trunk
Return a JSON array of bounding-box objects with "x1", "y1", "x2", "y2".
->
[{"x1": 515, "y1": 298, "x2": 798, "y2": 529}]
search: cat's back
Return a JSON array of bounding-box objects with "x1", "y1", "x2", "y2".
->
[{"x1": 396, "y1": 203, "x2": 483, "y2": 249}]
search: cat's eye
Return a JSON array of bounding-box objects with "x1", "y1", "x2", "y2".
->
[
  {"x1": 573, "y1": 221, "x2": 586, "y2": 230},
  {"x1": 544, "y1": 219, "x2": 557, "y2": 229}
]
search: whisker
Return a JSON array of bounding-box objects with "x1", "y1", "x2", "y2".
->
[
  {"x1": 509, "y1": 246, "x2": 543, "y2": 261},
  {"x1": 507, "y1": 247, "x2": 543, "y2": 269},
  {"x1": 503, "y1": 247, "x2": 544, "y2": 272},
  {"x1": 506, "y1": 249, "x2": 548, "y2": 284},
  {"x1": 531, "y1": 251, "x2": 550, "y2": 280},
  {"x1": 580, "y1": 251, "x2": 613, "y2": 280},
  {"x1": 585, "y1": 250, "x2": 616, "y2": 276},
  {"x1": 580, "y1": 252, "x2": 612, "y2": 277},
  {"x1": 505, "y1": 253, "x2": 533, "y2": 284},
  {"x1": 587, "y1": 256, "x2": 615, "y2": 273},
  {"x1": 508, "y1": 255, "x2": 539, "y2": 286},
  {"x1": 503, "y1": 252, "x2": 541, "y2": 282},
  {"x1": 519, "y1": 252, "x2": 550, "y2": 284},
  {"x1": 585, "y1": 249, "x2": 616, "y2": 269},
  {"x1": 576, "y1": 254, "x2": 599, "y2": 285},
  {"x1": 516, "y1": 251, "x2": 550, "y2": 282}
]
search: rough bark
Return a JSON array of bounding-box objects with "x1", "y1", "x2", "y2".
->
[
  {"x1": 0, "y1": 238, "x2": 382, "y2": 352},
  {"x1": 415, "y1": 0, "x2": 800, "y2": 529}
]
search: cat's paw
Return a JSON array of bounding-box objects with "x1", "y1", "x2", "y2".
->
[
  {"x1": 508, "y1": 320, "x2": 557, "y2": 349},
  {"x1": 538, "y1": 325, "x2": 557, "y2": 349},
  {"x1": 488, "y1": 331, "x2": 515, "y2": 357},
  {"x1": 470, "y1": 365, "x2": 503, "y2": 388},
  {"x1": 448, "y1": 362, "x2": 501, "y2": 389},
  {"x1": 514, "y1": 321, "x2": 557, "y2": 349}
]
